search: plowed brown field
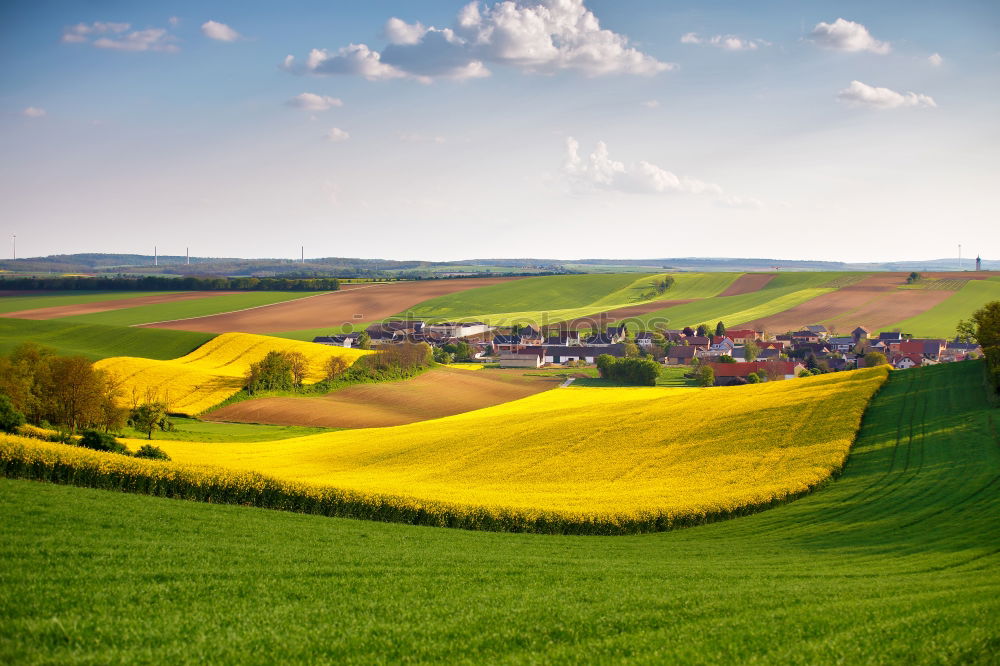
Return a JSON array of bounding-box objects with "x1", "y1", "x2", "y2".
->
[
  {"x1": 718, "y1": 273, "x2": 776, "y2": 297},
  {"x1": 203, "y1": 366, "x2": 561, "y2": 428},
  {"x1": 743, "y1": 273, "x2": 954, "y2": 334},
  {"x1": 2, "y1": 291, "x2": 240, "y2": 320},
  {"x1": 140, "y1": 278, "x2": 521, "y2": 333}
]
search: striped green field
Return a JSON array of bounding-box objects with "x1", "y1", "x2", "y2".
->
[
  {"x1": 888, "y1": 278, "x2": 1000, "y2": 337},
  {"x1": 628, "y1": 272, "x2": 850, "y2": 330},
  {"x1": 0, "y1": 291, "x2": 183, "y2": 315},
  {"x1": 0, "y1": 362, "x2": 996, "y2": 662},
  {"x1": 0, "y1": 318, "x2": 213, "y2": 360},
  {"x1": 57, "y1": 291, "x2": 320, "y2": 327},
  {"x1": 403, "y1": 273, "x2": 673, "y2": 325}
]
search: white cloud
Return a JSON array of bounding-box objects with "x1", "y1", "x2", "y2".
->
[
  {"x1": 384, "y1": 18, "x2": 428, "y2": 45},
  {"x1": 168, "y1": 17, "x2": 181, "y2": 27},
  {"x1": 63, "y1": 22, "x2": 178, "y2": 52},
  {"x1": 201, "y1": 20, "x2": 241, "y2": 42},
  {"x1": 326, "y1": 127, "x2": 350, "y2": 142},
  {"x1": 286, "y1": 93, "x2": 343, "y2": 111},
  {"x1": 837, "y1": 80, "x2": 936, "y2": 109},
  {"x1": 680, "y1": 33, "x2": 769, "y2": 51},
  {"x1": 641, "y1": 100, "x2": 660, "y2": 108},
  {"x1": 928, "y1": 52, "x2": 943, "y2": 67},
  {"x1": 22, "y1": 107, "x2": 46, "y2": 118},
  {"x1": 284, "y1": 0, "x2": 674, "y2": 82},
  {"x1": 398, "y1": 132, "x2": 447, "y2": 143},
  {"x1": 563, "y1": 137, "x2": 730, "y2": 199},
  {"x1": 809, "y1": 18, "x2": 890, "y2": 54}
]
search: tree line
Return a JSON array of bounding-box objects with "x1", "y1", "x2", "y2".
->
[{"x1": 0, "y1": 275, "x2": 341, "y2": 291}]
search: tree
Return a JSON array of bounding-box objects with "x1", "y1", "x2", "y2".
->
[
  {"x1": 694, "y1": 364, "x2": 715, "y2": 387},
  {"x1": 285, "y1": 351, "x2": 309, "y2": 386},
  {"x1": 906, "y1": 271, "x2": 921, "y2": 284},
  {"x1": 798, "y1": 369, "x2": 812, "y2": 378},
  {"x1": 623, "y1": 341, "x2": 640, "y2": 358},
  {"x1": 453, "y1": 341, "x2": 474, "y2": 361},
  {"x1": 0, "y1": 393, "x2": 25, "y2": 434},
  {"x1": 41, "y1": 355, "x2": 106, "y2": 434},
  {"x1": 682, "y1": 327, "x2": 695, "y2": 337},
  {"x1": 245, "y1": 351, "x2": 295, "y2": 394},
  {"x1": 746, "y1": 372, "x2": 760, "y2": 384},
  {"x1": 595, "y1": 354, "x2": 615, "y2": 378},
  {"x1": 135, "y1": 444, "x2": 171, "y2": 461},
  {"x1": 79, "y1": 429, "x2": 129, "y2": 454},
  {"x1": 717, "y1": 355, "x2": 737, "y2": 364},
  {"x1": 961, "y1": 301, "x2": 1000, "y2": 349},
  {"x1": 128, "y1": 402, "x2": 170, "y2": 440},
  {"x1": 356, "y1": 331, "x2": 372, "y2": 350},
  {"x1": 864, "y1": 352, "x2": 888, "y2": 367},
  {"x1": 805, "y1": 352, "x2": 818, "y2": 370},
  {"x1": 744, "y1": 339, "x2": 760, "y2": 363},
  {"x1": 325, "y1": 355, "x2": 352, "y2": 380},
  {"x1": 715, "y1": 321, "x2": 726, "y2": 337},
  {"x1": 696, "y1": 324, "x2": 710, "y2": 337}
]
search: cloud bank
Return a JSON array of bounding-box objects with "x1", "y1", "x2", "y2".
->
[
  {"x1": 837, "y1": 80, "x2": 936, "y2": 109},
  {"x1": 809, "y1": 18, "x2": 890, "y2": 54},
  {"x1": 283, "y1": 0, "x2": 674, "y2": 82},
  {"x1": 680, "y1": 33, "x2": 768, "y2": 51},
  {"x1": 62, "y1": 21, "x2": 178, "y2": 52},
  {"x1": 286, "y1": 93, "x2": 343, "y2": 111}
]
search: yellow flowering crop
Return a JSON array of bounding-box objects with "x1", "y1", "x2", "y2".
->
[
  {"x1": 111, "y1": 366, "x2": 887, "y2": 531},
  {"x1": 95, "y1": 332, "x2": 370, "y2": 415}
]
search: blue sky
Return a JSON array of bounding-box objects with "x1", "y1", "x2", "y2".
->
[{"x1": 2, "y1": 1, "x2": 998, "y2": 262}]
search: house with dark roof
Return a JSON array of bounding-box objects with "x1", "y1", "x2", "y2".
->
[
  {"x1": 852, "y1": 326, "x2": 871, "y2": 342},
  {"x1": 827, "y1": 336, "x2": 856, "y2": 353},
  {"x1": 666, "y1": 346, "x2": 698, "y2": 365},
  {"x1": 492, "y1": 334, "x2": 523, "y2": 352},
  {"x1": 530, "y1": 344, "x2": 626, "y2": 364},
  {"x1": 498, "y1": 350, "x2": 544, "y2": 368},
  {"x1": 877, "y1": 331, "x2": 903, "y2": 342}
]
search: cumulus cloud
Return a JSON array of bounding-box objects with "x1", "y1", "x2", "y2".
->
[
  {"x1": 680, "y1": 32, "x2": 769, "y2": 51},
  {"x1": 928, "y1": 52, "x2": 943, "y2": 67},
  {"x1": 284, "y1": 0, "x2": 674, "y2": 82},
  {"x1": 22, "y1": 107, "x2": 46, "y2": 118},
  {"x1": 326, "y1": 127, "x2": 350, "y2": 142},
  {"x1": 809, "y1": 18, "x2": 890, "y2": 54},
  {"x1": 63, "y1": 21, "x2": 178, "y2": 52},
  {"x1": 563, "y1": 137, "x2": 743, "y2": 203},
  {"x1": 286, "y1": 92, "x2": 343, "y2": 111},
  {"x1": 201, "y1": 20, "x2": 241, "y2": 42},
  {"x1": 837, "y1": 80, "x2": 936, "y2": 109}
]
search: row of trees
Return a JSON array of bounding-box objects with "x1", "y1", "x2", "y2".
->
[
  {"x1": 0, "y1": 343, "x2": 173, "y2": 440},
  {"x1": 0, "y1": 275, "x2": 341, "y2": 292},
  {"x1": 959, "y1": 301, "x2": 1000, "y2": 400}
]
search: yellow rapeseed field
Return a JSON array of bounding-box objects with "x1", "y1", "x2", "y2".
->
[
  {"x1": 95, "y1": 332, "x2": 370, "y2": 415},
  {"x1": 110, "y1": 366, "x2": 887, "y2": 529}
]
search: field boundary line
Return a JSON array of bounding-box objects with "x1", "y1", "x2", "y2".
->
[{"x1": 129, "y1": 285, "x2": 386, "y2": 328}]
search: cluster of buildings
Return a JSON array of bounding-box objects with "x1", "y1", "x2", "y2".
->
[{"x1": 314, "y1": 320, "x2": 982, "y2": 385}]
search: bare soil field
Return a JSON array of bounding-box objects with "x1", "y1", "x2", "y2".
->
[
  {"x1": 204, "y1": 366, "x2": 561, "y2": 428},
  {"x1": 718, "y1": 273, "x2": 776, "y2": 297},
  {"x1": 141, "y1": 278, "x2": 521, "y2": 334},
  {"x1": 2, "y1": 291, "x2": 241, "y2": 319},
  {"x1": 553, "y1": 300, "x2": 696, "y2": 330},
  {"x1": 743, "y1": 274, "x2": 954, "y2": 334}
]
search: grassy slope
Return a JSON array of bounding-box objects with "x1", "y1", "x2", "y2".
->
[
  {"x1": 887, "y1": 277, "x2": 1000, "y2": 337},
  {"x1": 0, "y1": 362, "x2": 996, "y2": 662},
  {"x1": 118, "y1": 417, "x2": 333, "y2": 443},
  {"x1": 0, "y1": 291, "x2": 184, "y2": 314},
  {"x1": 0, "y1": 318, "x2": 213, "y2": 360},
  {"x1": 57, "y1": 291, "x2": 320, "y2": 327},
  {"x1": 629, "y1": 272, "x2": 850, "y2": 330}
]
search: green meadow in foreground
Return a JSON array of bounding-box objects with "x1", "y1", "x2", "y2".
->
[
  {"x1": 1, "y1": 361, "x2": 997, "y2": 663},
  {"x1": 0, "y1": 318, "x2": 213, "y2": 360},
  {"x1": 117, "y1": 416, "x2": 334, "y2": 443}
]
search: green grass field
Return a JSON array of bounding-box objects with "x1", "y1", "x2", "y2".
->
[
  {"x1": 119, "y1": 416, "x2": 334, "y2": 443},
  {"x1": 57, "y1": 291, "x2": 320, "y2": 327},
  {"x1": 0, "y1": 290, "x2": 186, "y2": 314},
  {"x1": 888, "y1": 278, "x2": 1000, "y2": 337},
  {"x1": 0, "y1": 318, "x2": 213, "y2": 360},
  {"x1": 1, "y1": 361, "x2": 995, "y2": 662}
]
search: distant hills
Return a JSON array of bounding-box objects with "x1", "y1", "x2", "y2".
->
[{"x1": 0, "y1": 253, "x2": 995, "y2": 279}]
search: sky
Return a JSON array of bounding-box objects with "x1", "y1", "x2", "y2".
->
[{"x1": 1, "y1": 0, "x2": 999, "y2": 263}]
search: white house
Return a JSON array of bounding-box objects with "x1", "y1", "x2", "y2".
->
[{"x1": 426, "y1": 322, "x2": 491, "y2": 338}]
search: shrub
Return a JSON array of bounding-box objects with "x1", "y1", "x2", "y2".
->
[
  {"x1": 78, "y1": 430, "x2": 129, "y2": 455},
  {"x1": 596, "y1": 356, "x2": 661, "y2": 386},
  {"x1": 134, "y1": 444, "x2": 171, "y2": 461},
  {"x1": 0, "y1": 394, "x2": 25, "y2": 434},
  {"x1": 746, "y1": 373, "x2": 760, "y2": 384}
]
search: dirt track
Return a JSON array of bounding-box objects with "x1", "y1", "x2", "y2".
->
[
  {"x1": 204, "y1": 367, "x2": 561, "y2": 428},
  {"x1": 2, "y1": 291, "x2": 241, "y2": 320},
  {"x1": 742, "y1": 274, "x2": 954, "y2": 334},
  {"x1": 718, "y1": 273, "x2": 776, "y2": 297},
  {"x1": 140, "y1": 278, "x2": 521, "y2": 333}
]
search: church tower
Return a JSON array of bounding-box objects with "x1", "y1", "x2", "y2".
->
[{"x1": 976, "y1": 255, "x2": 982, "y2": 271}]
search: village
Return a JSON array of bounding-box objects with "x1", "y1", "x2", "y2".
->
[{"x1": 314, "y1": 319, "x2": 983, "y2": 386}]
